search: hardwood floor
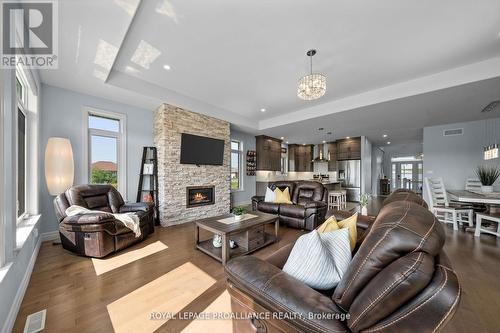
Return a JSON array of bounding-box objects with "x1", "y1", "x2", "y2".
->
[{"x1": 12, "y1": 201, "x2": 500, "y2": 332}]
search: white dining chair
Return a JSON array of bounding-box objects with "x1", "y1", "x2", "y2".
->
[
  {"x1": 465, "y1": 178, "x2": 482, "y2": 192},
  {"x1": 424, "y1": 177, "x2": 474, "y2": 230},
  {"x1": 474, "y1": 213, "x2": 500, "y2": 238}
]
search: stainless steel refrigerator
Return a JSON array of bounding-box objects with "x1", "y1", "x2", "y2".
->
[{"x1": 337, "y1": 160, "x2": 361, "y2": 202}]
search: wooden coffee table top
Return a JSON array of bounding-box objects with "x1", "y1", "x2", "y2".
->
[{"x1": 195, "y1": 211, "x2": 278, "y2": 235}]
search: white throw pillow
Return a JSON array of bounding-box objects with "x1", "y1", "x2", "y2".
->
[
  {"x1": 282, "y1": 228, "x2": 351, "y2": 290},
  {"x1": 264, "y1": 187, "x2": 276, "y2": 203}
]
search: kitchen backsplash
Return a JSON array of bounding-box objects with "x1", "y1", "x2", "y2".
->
[{"x1": 256, "y1": 170, "x2": 338, "y2": 182}]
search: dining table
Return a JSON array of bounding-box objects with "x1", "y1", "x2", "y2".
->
[{"x1": 447, "y1": 190, "x2": 500, "y2": 206}]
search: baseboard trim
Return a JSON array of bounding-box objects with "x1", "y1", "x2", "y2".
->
[
  {"x1": 41, "y1": 230, "x2": 59, "y2": 242},
  {"x1": 2, "y1": 236, "x2": 41, "y2": 333}
]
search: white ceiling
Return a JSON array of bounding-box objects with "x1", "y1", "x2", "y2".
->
[{"x1": 39, "y1": 0, "x2": 500, "y2": 145}]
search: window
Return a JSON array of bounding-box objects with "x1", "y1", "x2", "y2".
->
[
  {"x1": 85, "y1": 109, "x2": 126, "y2": 197},
  {"x1": 16, "y1": 74, "x2": 27, "y2": 219},
  {"x1": 231, "y1": 140, "x2": 243, "y2": 191}
]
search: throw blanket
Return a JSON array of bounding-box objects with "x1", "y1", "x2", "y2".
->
[{"x1": 65, "y1": 205, "x2": 141, "y2": 238}]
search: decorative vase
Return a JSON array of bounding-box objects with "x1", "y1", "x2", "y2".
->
[
  {"x1": 212, "y1": 234, "x2": 222, "y2": 248},
  {"x1": 481, "y1": 185, "x2": 493, "y2": 193},
  {"x1": 361, "y1": 206, "x2": 368, "y2": 215},
  {"x1": 234, "y1": 214, "x2": 244, "y2": 221}
]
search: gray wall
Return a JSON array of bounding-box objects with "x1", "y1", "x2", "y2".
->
[
  {"x1": 423, "y1": 118, "x2": 500, "y2": 202},
  {"x1": 39, "y1": 84, "x2": 153, "y2": 234},
  {"x1": 230, "y1": 129, "x2": 256, "y2": 205}
]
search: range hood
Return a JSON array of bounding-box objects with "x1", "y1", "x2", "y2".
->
[{"x1": 313, "y1": 143, "x2": 329, "y2": 162}]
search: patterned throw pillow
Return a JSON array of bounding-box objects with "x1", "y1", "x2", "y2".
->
[
  {"x1": 283, "y1": 228, "x2": 351, "y2": 290},
  {"x1": 317, "y1": 213, "x2": 358, "y2": 251}
]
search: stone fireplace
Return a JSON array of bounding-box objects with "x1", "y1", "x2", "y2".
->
[
  {"x1": 186, "y1": 186, "x2": 215, "y2": 208},
  {"x1": 154, "y1": 103, "x2": 230, "y2": 226}
]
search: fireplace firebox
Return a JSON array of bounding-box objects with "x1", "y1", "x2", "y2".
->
[{"x1": 186, "y1": 186, "x2": 215, "y2": 208}]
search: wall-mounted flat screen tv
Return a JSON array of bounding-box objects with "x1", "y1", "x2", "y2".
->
[{"x1": 180, "y1": 133, "x2": 224, "y2": 165}]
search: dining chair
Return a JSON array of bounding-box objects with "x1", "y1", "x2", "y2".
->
[
  {"x1": 465, "y1": 178, "x2": 482, "y2": 192},
  {"x1": 474, "y1": 212, "x2": 500, "y2": 238},
  {"x1": 424, "y1": 177, "x2": 474, "y2": 230}
]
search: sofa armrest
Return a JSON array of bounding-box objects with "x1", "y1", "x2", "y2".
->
[
  {"x1": 119, "y1": 202, "x2": 153, "y2": 213},
  {"x1": 264, "y1": 243, "x2": 294, "y2": 269},
  {"x1": 225, "y1": 256, "x2": 348, "y2": 332},
  {"x1": 304, "y1": 201, "x2": 327, "y2": 209},
  {"x1": 251, "y1": 196, "x2": 264, "y2": 203},
  {"x1": 62, "y1": 213, "x2": 115, "y2": 225},
  {"x1": 326, "y1": 210, "x2": 376, "y2": 230}
]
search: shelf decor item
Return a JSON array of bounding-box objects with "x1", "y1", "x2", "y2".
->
[
  {"x1": 246, "y1": 149, "x2": 256, "y2": 176},
  {"x1": 137, "y1": 147, "x2": 160, "y2": 224},
  {"x1": 232, "y1": 206, "x2": 246, "y2": 221},
  {"x1": 475, "y1": 165, "x2": 500, "y2": 193}
]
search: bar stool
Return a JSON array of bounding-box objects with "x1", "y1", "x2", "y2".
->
[
  {"x1": 328, "y1": 191, "x2": 343, "y2": 210},
  {"x1": 339, "y1": 190, "x2": 347, "y2": 209}
]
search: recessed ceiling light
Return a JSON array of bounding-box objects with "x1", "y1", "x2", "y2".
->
[
  {"x1": 260, "y1": 108, "x2": 266, "y2": 112},
  {"x1": 286, "y1": 141, "x2": 289, "y2": 144},
  {"x1": 387, "y1": 141, "x2": 391, "y2": 144},
  {"x1": 302, "y1": 143, "x2": 306, "y2": 145},
  {"x1": 163, "y1": 64, "x2": 171, "y2": 70},
  {"x1": 382, "y1": 134, "x2": 388, "y2": 138},
  {"x1": 346, "y1": 136, "x2": 350, "y2": 139},
  {"x1": 322, "y1": 140, "x2": 326, "y2": 143},
  {"x1": 280, "y1": 137, "x2": 284, "y2": 140}
]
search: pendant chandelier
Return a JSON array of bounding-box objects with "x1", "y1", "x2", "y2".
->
[
  {"x1": 484, "y1": 118, "x2": 499, "y2": 160},
  {"x1": 297, "y1": 49, "x2": 327, "y2": 101}
]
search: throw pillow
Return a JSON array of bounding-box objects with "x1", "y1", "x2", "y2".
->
[
  {"x1": 264, "y1": 187, "x2": 275, "y2": 203},
  {"x1": 274, "y1": 187, "x2": 292, "y2": 204},
  {"x1": 283, "y1": 228, "x2": 351, "y2": 290},
  {"x1": 337, "y1": 213, "x2": 358, "y2": 251},
  {"x1": 317, "y1": 215, "x2": 340, "y2": 233}
]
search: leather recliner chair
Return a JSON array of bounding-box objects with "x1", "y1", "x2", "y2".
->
[
  {"x1": 54, "y1": 184, "x2": 155, "y2": 258},
  {"x1": 251, "y1": 180, "x2": 328, "y2": 230},
  {"x1": 226, "y1": 190, "x2": 460, "y2": 332}
]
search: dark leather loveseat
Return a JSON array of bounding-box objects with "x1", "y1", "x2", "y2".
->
[
  {"x1": 54, "y1": 184, "x2": 155, "y2": 258},
  {"x1": 226, "y1": 189, "x2": 460, "y2": 332},
  {"x1": 251, "y1": 180, "x2": 328, "y2": 230}
]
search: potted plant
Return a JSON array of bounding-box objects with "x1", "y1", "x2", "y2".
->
[
  {"x1": 232, "y1": 206, "x2": 246, "y2": 221},
  {"x1": 475, "y1": 165, "x2": 500, "y2": 193},
  {"x1": 359, "y1": 194, "x2": 370, "y2": 215}
]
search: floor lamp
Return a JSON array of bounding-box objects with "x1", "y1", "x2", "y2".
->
[{"x1": 45, "y1": 137, "x2": 74, "y2": 245}]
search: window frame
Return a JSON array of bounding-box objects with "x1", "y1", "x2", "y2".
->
[
  {"x1": 83, "y1": 107, "x2": 127, "y2": 199},
  {"x1": 16, "y1": 73, "x2": 28, "y2": 222},
  {"x1": 230, "y1": 139, "x2": 243, "y2": 192}
]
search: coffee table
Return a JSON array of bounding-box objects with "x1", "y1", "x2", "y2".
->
[{"x1": 194, "y1": 211, "x2": 279, "y2": 265}]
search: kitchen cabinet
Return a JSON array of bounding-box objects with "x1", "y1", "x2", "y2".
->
[
  {"x1": 288, "y1": 144, "x2": 313, "y2": 172},
  {"x1": 336, "y1": 137, "x2": 361, "y2": 160},
  {"x1": 256, "y1": 135, "x2": 282, "y2": 171}
]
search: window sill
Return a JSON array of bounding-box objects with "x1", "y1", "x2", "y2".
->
[
  {"x1": 16, "y1": 214, "x2": 41, "y2": 251},
  {"x1": 231, "y1": 189, "x2": 245, "y2": 193}
]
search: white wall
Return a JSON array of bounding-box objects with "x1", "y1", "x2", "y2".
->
[
  {"x1": 39, "y1": 84, "x2": 153, "y2": 234},
  {"x1": 423, "y1": 118, "x2": 500, "y2": 202},
  {"x1": 230, "y1": 129, "x2": 256, "y2": 205}
]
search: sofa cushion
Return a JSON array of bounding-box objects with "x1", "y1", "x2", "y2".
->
[
  {"x1": 292, "y1": 181, "x2": 325, "y2": 205},
  {"x1": 333, "y1": 200, "x2": 444, "y2": 310},
  {"x1": 257, "y1": 201, "x2": 280, "y2": 214},
  {"x1": 279, "y1": 203, "x2": 305, "y2": 218},
  {"x1": 283, "y1": 229, "x2": 351, "y2": 289},
  {"x1": 264, "y1": 187, "x2": 275, "y2": 202},
  {"x1": 383, "y1": 189, "x2": 428, "y2": 209},
  {"x1": 274, "y1": 187, "x2": 292, "y2": 204},
  {"x1": 269, "y1": 181, "x2": 296, "y2": 197}
]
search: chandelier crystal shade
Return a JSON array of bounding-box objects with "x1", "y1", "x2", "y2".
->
[{"x1": 297, "y1": 49, "x2": 327, "y2": 101}]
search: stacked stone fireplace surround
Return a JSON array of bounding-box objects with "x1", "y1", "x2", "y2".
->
[{"x1": 154, "y1": 103, "x2": 231, "y2": 226}]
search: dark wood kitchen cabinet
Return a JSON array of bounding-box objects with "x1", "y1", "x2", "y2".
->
[
  {"x1": 336, "y1": 137, "x2": 361, "y2": 160},
  {"x1": 288, "y1": 144, "x2": 313, "y2": 172},
  {"x1": 256, "y1": 135, "x2": 282, "y2": 171}
]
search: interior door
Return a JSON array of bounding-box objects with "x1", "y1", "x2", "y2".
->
[{"x1": 391, "y1": 161, "x2": 423, "y2": 193}]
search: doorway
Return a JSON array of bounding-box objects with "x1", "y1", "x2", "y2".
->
[{"x1": 391, "y1": 157, "x2": 423, "y2": 194}]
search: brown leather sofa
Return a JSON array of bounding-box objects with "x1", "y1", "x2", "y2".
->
[
  {"x1": 226, "y1": 190, "x2": 460, "y2": 332},
  {"x1": 251, "y1": 181, "x2": 328, "y2": 230},
  {"x1": 54, "y1": 184, "x2": 155, "y2": 258}
]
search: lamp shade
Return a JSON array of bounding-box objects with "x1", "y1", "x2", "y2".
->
[{"x1": 45, "y1": 137, "x2": 74, "y2": 195}]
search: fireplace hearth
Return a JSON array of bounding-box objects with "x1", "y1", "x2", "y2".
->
[{"x1": 186, "y1": 186, "x2": 215, "y2": 208}]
